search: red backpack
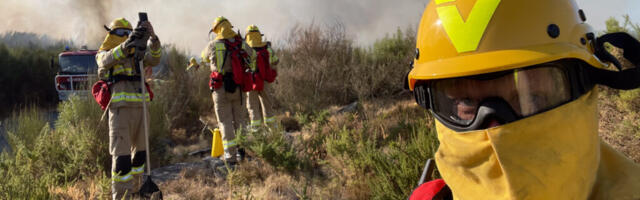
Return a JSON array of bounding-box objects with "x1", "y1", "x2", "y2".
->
[
  {"x1": 209, "y1": 35, "x2": 254, "y2": 92},
  {"x1": 255, "y1": 44, "x2": 278, "y2": 83}
]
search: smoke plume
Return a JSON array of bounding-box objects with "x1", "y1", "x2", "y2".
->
[{"x1": 0, "y1": 0, "x2": 427, "y2": 54}]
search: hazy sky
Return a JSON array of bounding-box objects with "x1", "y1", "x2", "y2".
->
[
  {"x1": 0, "y1": 0, "x2": 636, "y2": 55},
  {"x1": 576, "y1": 0, "x2": 638, "y2": 31}
]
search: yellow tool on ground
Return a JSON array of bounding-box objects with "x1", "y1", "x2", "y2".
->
[{"x1": 211, "y1": 128, "x2": 223, "y2": 158}]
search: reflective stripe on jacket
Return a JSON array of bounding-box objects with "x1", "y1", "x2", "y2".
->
[{"x1": 96, "y1": 40, "x2": 162, "y2": 108}]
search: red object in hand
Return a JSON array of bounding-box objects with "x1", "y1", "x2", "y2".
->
[
  {"x1": 410, "y1": 179, "x2": 448, "y2": 200},
  {"x1": 92, "y1": 80, "x2": 111, "y2": 110}
]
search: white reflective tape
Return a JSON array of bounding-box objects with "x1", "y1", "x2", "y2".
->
[
  {"x1": 250, "y1": 120, "x2": 262, "y2": 126},
  {"x1": 223, "y1": 140, "x2": 237, "y2": 149},
  {"x1": 111, "y1": 92, "x2": 150, "y2": 103},
  {"x1": 131, "y1": 165, "x2": 144, "y2": 175},
  {"x1": 111, "y1": 171, "x2": 133, "y2": 182},
  {"x1": 264, "y1": 117, "x2": 276, "y2": 123}
]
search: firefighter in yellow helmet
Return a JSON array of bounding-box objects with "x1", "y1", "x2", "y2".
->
[
  {"x1": 244, "y1": 25, "x2": 279, "y2": 132},
  {"x1": 96, "y1": 17, "x2": 162, "y2": 199},
  {"x1": 407, "y1": 0, "x2": 640, "y2": 199},
  {"x1": 201, "y1": 16, "x2": 253, "y2": 164}
]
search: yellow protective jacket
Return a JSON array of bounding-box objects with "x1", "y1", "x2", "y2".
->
[{"x1": 96, "y1": 39, "x2": 162, "y2": 108}]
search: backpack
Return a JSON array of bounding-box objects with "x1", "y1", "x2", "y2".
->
[
  {"x1": 209, "y1": 35, "x2": 254, "y2": 92},
  {"x1": 255, "y1": 43, "x2": 278, "y2": 83}
]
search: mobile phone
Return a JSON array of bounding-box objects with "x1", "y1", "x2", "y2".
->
[{"x1": 139, "y1": 12, "x2": 148, "y2": 22}]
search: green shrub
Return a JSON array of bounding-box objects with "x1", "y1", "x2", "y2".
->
[
  {"x1": 238, "y1": 127, "x2": 310, "y2": 174},
  {"x1": 0, "y1": 38, "x2": 66, "y2": 117},
  {"x1": 0, "y1": 106, "x2": 53, "y2": 198},
  {"x1": 323, "y1": 110, "x2": 438, "y2": 199},
  {"x1": 0, "y1": 95, "x2": 133, "y2": 198}
]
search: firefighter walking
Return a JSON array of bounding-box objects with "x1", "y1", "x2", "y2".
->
[
  {"x1": 202, "y1": 16, "x2": 253, "y2": 164},
  {"x1": 96, "y1": 18, "x2": 162, "y2": 199},
  {"x1": 244, "y1": 25, "x2": 279, "y2": 132}
]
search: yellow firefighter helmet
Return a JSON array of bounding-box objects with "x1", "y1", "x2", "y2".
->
[{"x1": 407, "y1": 0, "x2": 606, "y2": 90}]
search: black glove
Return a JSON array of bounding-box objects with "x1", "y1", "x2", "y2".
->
[
  {"x1": 123, "y1": 36, "x2": 137, "y2": 56},
  {"x1": 123, "y1": 27, "x2": 149, "y2": 57},
  {"x1": 594, "y1": 32, "x2": 640, "y2": 70},
  {"x1": 589, "y1": 32, "x2": 640, "y2": 90}
]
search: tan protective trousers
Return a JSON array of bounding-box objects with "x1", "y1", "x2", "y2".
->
[
  {"x1": 212, "y1": 88, "x2": 247, "y2": 161},
  {"x1": 109, "y1": 106, "x2": 148, "y2": 200},
  {"x1": 246, "y1": 83, "x2": 275, "y2": 130}
]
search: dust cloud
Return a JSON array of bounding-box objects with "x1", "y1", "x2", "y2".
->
[{"x1": 0, "y1": 0, "x2": 427, "y2": 54}]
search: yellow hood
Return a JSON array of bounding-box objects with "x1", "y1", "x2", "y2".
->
[
  {"x1": 98, "y1": 34, "x2": 127, "y2": 51},
  {"x1": 213, "y1": 20, "x2": 237, "y2": 40},
  {"x1": 246, "y1": 31, "x2": 266, "y2": 48},
  {"x1": 434, "y1": 89, "x2": 640, "y2": 199}
]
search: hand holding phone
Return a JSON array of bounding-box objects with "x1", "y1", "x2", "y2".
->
[{"x1": 138, "y1": 12, "x2": 155, "y2": 38}]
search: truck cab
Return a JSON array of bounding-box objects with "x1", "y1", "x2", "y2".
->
[{"x1": 54, "y1": 48, "x2": 98, "y2": 101}]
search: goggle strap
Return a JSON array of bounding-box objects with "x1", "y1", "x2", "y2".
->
[{"x1": 414, "y1": 85, "x2": 430, "y2": 109}]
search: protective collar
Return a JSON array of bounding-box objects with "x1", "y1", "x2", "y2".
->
[
  {"x1": 434, "y1": 89, "x2": 640, "y2": 199},
  {"x1": 99, "y1": 34, "x2": 127, "y2": 51}
]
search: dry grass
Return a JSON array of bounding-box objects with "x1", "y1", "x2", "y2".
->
[
  {"x1": 159, "y1": 160, "x2": 301, "y2": 200},
  {"x1": 49, "y1": 174, "x2": 110, "y2": 200},
  {"x1": 157, "y1": 95, "x2": 432, "y2": 200},
  {"x1": 159, "y1": 169, "x2": 222, "y2": 200},
  {"x1": 599, "y1": 88, "x2": 640, "y2": 163}
]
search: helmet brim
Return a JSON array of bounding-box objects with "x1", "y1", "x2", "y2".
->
[{"x1": 408, "y1": 43, "x2": 606, "y2": 90}]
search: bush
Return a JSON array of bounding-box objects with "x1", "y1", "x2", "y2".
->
[
  {"x1": 0, "y1": 96, "x2": 111, "y2": 198},
  {"x1": 0, "y1": 42, "x2": 63, "y2": 116},
  {"x1": 272, "y1": 23, "x2": 415, "y2": 113},
  {"x1": 151, "y1": 45, "x2": 212, "y2": 146},
  {"x1": 323, "y1": 105, "x2": 438, "y2": 199},
  {"x1": 238, "y1": 127, "x2": 310, "y2": 174}
]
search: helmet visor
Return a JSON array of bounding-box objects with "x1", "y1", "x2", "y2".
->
[
  {"x1": 430, "y1": 63, "x2": 571, "y2": 127},
  {"x1": 110, "y1": 28, "x2": 132, "y2": 37}
]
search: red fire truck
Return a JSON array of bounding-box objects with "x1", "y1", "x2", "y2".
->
[{"x1": 54, "y1": 47, "x2": 98, "y2": 101}]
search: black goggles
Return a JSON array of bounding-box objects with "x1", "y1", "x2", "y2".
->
[
  {"x1": 110, "y1": 28, "x2": 132, "y2": 37},
  {"x1": 414, "y1": 59, "x2": 594, "y2": 131}
]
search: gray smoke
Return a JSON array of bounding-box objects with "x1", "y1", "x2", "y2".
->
[{"x1": 0, "y1": 0, "x2": 427, "y2": 53}]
